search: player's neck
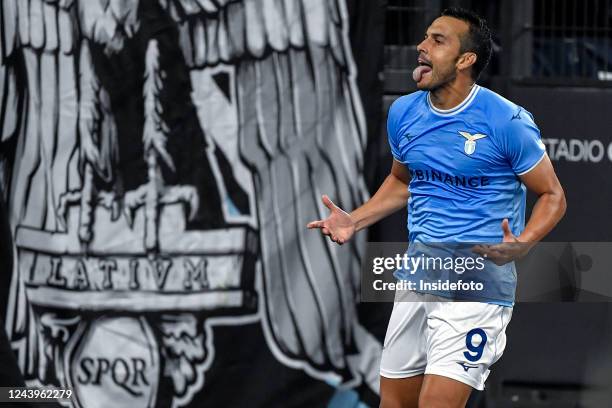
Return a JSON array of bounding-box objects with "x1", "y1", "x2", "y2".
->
[{"x1": 429, "y1": 79, "x2": 476, "y2": 111}]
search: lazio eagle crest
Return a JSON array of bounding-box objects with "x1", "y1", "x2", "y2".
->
[{"x1": 459, "y1": 131, "x2": 488, "y2": 155}]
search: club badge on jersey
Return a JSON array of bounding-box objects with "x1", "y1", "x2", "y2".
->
[{"x1": 458, "y1": 131, "x2": 488, "y2": 155}]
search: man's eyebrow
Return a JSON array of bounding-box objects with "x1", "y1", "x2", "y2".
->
[{"x1": 424, "y1": 32, "x2": 446, "y2": 40}]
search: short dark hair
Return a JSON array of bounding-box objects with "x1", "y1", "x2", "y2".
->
[{"x1": 441, "y1": 7, "x2": 492, "y2": 80}]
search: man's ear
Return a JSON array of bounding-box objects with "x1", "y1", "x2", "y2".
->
[{"x1": 457, "y1": 52, "x2": 477, "y2": 72}]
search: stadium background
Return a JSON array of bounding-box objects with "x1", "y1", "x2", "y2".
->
[{"x1": 0, "y1": 0, "x2": 611, "y2": 407}]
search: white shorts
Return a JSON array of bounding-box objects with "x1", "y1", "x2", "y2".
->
[{"x1": 380, "y1": 291, "x2": 513, "y2": 391}]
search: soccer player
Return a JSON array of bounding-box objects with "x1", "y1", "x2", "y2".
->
[{"x1": 307, "y1": 7, "x2": 566, "y2": 408}]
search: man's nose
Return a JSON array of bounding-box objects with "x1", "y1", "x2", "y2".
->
[{"x1": 416, "y1": 39, "x2": 427, "y2": 54}]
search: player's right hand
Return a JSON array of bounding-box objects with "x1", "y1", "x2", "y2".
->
[{"x1": 306, "y1": 195, "x2": 355, "y2": 245}]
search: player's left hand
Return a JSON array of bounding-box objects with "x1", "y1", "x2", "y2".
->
[{"x1": 472, "y1": 219, "x2": 533, "y2": 266}]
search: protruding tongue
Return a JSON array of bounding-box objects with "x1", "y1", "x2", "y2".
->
[{"x1": 413, "y1": 65, "x2": 432, "y2": 82}]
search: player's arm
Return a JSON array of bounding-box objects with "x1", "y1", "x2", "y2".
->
[
  {"x1": 516, "y1": 154, "x2": 566, "y2": 243},
  {"x1": 352, "y1": 159, "x2": 411, "y2": 231},
  {"x1": 474, "y1": 154, "x2": 566, "y2": 264},
  {"x1": 306, "y1": 160, "x2": 410, "y2": 245}
]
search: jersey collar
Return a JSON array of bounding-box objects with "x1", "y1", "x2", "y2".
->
[{"x1": 427, "y1": 85, "x2": 480, "y2": 116}]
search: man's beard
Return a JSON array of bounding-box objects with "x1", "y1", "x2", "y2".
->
[{"x1": 421, "y1": 57, "x2": 459, "y2": 91}]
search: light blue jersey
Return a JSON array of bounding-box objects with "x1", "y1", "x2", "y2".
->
[{"x1": 387, "y1": 85, "x2": 546, "y2": 306}]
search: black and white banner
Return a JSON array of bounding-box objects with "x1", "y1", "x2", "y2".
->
[{"x1": 0, "y1": 1, "x2": 385, "y2": 407}]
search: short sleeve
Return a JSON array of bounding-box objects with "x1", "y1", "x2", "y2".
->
[
  {"x1": 499, "y1": 109, "x2": 546, "y2": 175},
  {"x1": 387, "y1": 98, "x2": 403, "y2": 161}
]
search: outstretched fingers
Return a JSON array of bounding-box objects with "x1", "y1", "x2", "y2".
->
[
  {"x1": 307, "y1": 195, "x2": 349, "y2": 245},
  {"x1": 307, "y1": 221, "x2": 344, "y2": 244},
  {"x1": 321, "y1": 194, "x2": 337, "y2": 212},
  {"x1": 307, "y1": 220, "x2": 325, "y2": 229},
  {"x1": 306, "y1": 220, "x2": 332, "y2": 237},
  {"x1": 330, "y1": 234, "x2": 342, "y2": 245},
  {"x1": 306, "y1": 194, "x2": 336, "y2": 229},
  {"x1": 501, "y1": 218, "x2": 517, "y2": 242}
]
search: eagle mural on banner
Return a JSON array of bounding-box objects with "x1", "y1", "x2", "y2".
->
[{"x1": 0, "y1": 0, "x2": 381, "y2": 406}]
